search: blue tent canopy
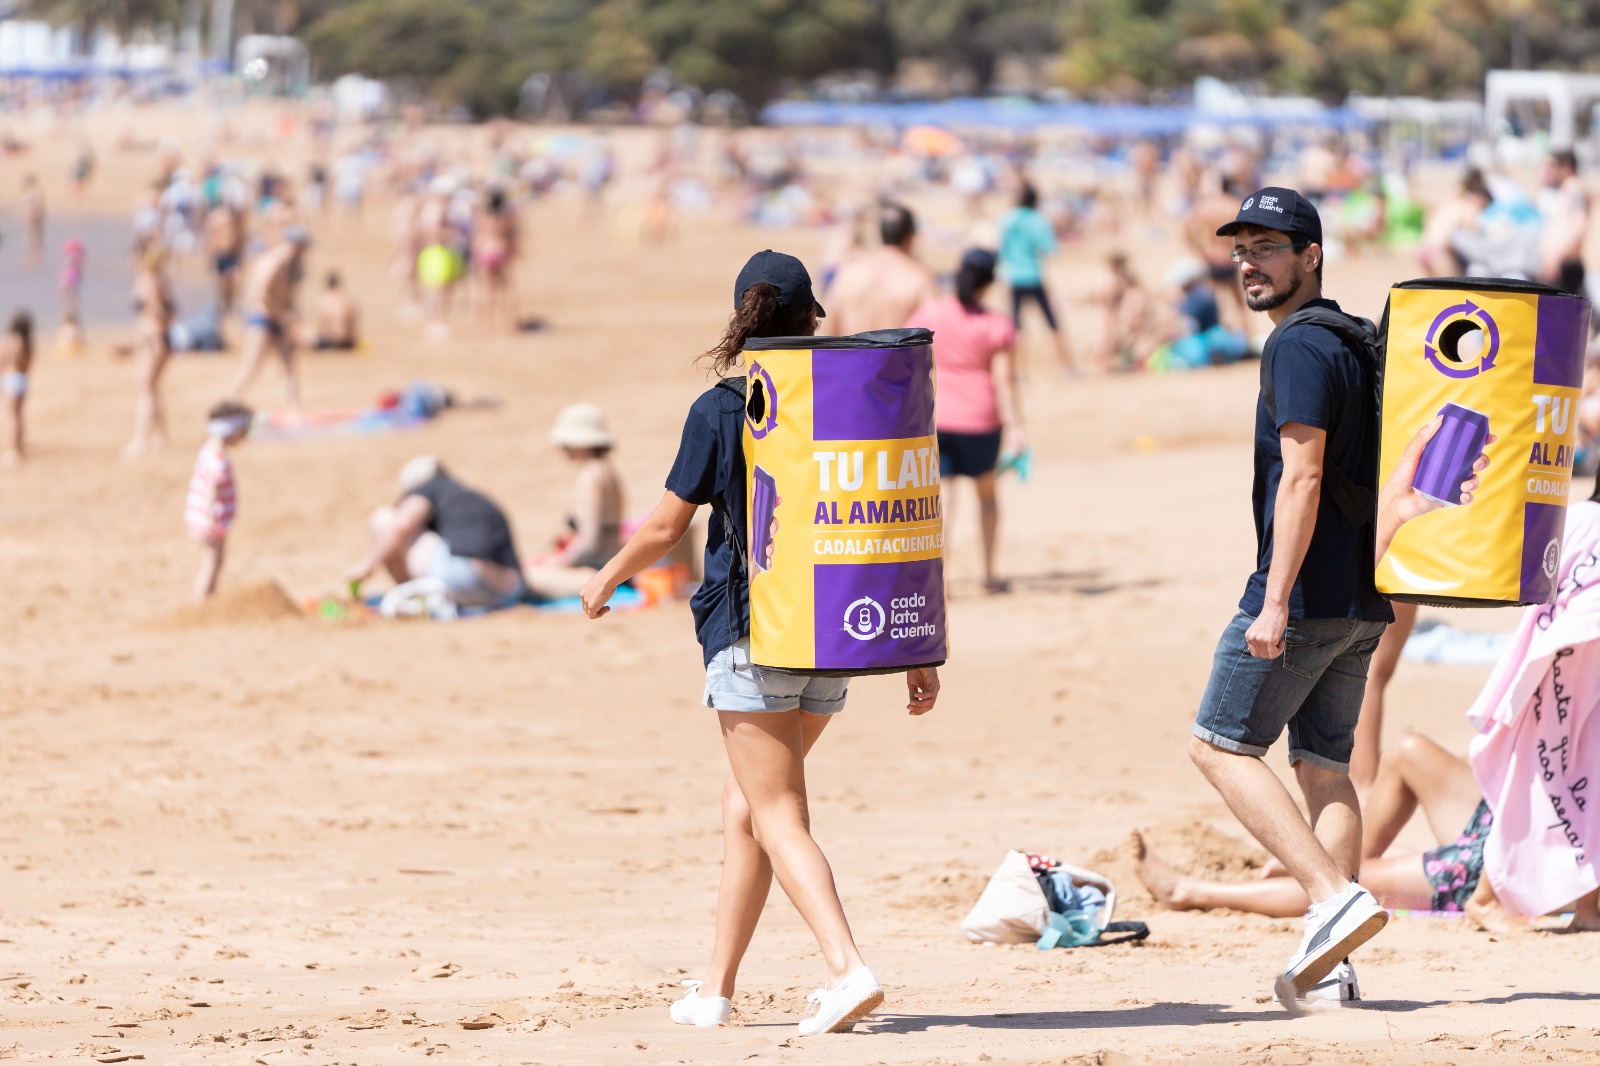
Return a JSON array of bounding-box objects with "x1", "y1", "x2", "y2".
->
[{"x1": 760, "y1": 97, "x2": 1373, "y2": 137}]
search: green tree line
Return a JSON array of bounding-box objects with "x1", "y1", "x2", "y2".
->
[{"x1": 20, "y1": 0, "x2": 1600, "y2": 115}]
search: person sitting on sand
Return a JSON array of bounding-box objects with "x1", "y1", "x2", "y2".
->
[
  {"x1": 1, "y1": 310, "x2": 34, "y2": 464},
  {"x1": 523, "y1": 404, "x2": 624, "y2": 602},
  {"x1": 308, "y1": 271, "x2": 360, "y2": 351},
  {"x1": 185, "y1": 401, "x2": 253, "y2": 601},
  {"x1": 346, "y1": 456, "x2": 525, "y2": 610}
]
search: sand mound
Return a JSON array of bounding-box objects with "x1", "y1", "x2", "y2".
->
[{"x1": 154, "y1": 580, "x2": 304, "y2": 629}]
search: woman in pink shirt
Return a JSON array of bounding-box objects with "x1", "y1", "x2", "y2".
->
[{"x1": 907, "y1": 249, "x2": 1024, "y2": 593}]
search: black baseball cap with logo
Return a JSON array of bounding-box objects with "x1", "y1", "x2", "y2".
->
[
  {"x1": 1216, "y1": 187, "x2": 1323, "y2": 247},
  {"x1": 735, "y1": 249, "x2": 826, "y2": 317}
]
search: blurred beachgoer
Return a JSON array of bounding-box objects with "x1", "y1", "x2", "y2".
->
[
  {"x1": 1, "y1": 311, "x2": 34, "y2": 464},
  {"x1": 1143, "y1": 258, "x2": 1251, "y2": 372},
  {"x1": 1094, "y1": 254, "x2": 1156, "y2": 368},
  {"x1": 524, "y1": 404, "x2": 624, "y2": 601},
  {"x1": 333, "y1": 150, "x2": 367, "y2": 215},
  {"x1": 473, "y1": 188, "x2": 520, "y2": 329},
  {"x1": 125, "y1": 239, "x2": 176, "y2": 456},
  {"x1": 71, "y1": 142, "x2": 94, "y2": 197},
  {"x1": 998, "y1": 182, "x2": 1074, "y2": 372},
  {"x1": 1539, "y1": 150, "x2": 1588, "y2": 296},
  {"x1": 1186, "y1": 172, "x2": 1249, "y2": 333},
  {"x1": 1451, "y1": 173, "x2": 1542, "y2": 281},
  {"x1": 346, "y1": 457, "x2": 526, "y2": 609},
  {"x1": 580, "y1": 136, "x2": 614, "y2": 216},
  {"x1": 59, "y1": 238, "x2": 85, "y2": 321},
  {"x1": 1130, "y1": 140, "x2": 1160, "y2": 217},
  {"x1": 22, "y1": 174, "x2": 45, "y2": 268},
  {"x1": 580, "y1": 250, "x2": 939, "y2": 1036},
  {"x1": 907, "y1": 249, "x2": 1022, "y2": 593},
  {"x1": 824, "y1": 203, "x2": 937, "y2": 337},
  {"x1": 185, "y1": 401, "x2": 253, "y2": 601},
  {"x1": 304, "y1": 161, "x2": 328, "y2": 215},
  {"x1": 390, "y1": 188, "x2": 423, "y2": 308},
  {"x1": 229, "y1": 225, "x2": 310, "y2": 413},
  {"x1": 205, "y1": 198, "x2": 246, "y2": 315},
  {"x1": 1191, "y1": 189, "x2": 1393, "y2": 1012},
  {"x1": 54, "y1": 312, "x2": 85, "y2": 358},
  {"x1": 308, "y1": 271, "x2": 359, "y2": 350}
]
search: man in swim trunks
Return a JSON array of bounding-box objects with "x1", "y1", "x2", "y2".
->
[
  {"x1": 229, "y1": 225, "x2": 310, "y2": 413},
  {"x1": 308, "y1": 271, "x2": 359, "y2": 350}
]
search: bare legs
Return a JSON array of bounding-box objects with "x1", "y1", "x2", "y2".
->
[
  {"x1": 1350, "y1": 602, "x2": 1418, "y2": 793},
  {"x1": 704, "y1": 710, "x2": 864, "y2": 999},
  {"x1": 125, "y1": 337, "x2": 169, "y2": 456},
  {"x1": 1188, "y1": 737, "x2": 1354, "y2": 905},
  {"x1": 366, "y1": 506, "x2": 427, "y2": 583},
  {"x1": 523, "y1": 564, "x2": 599, "y2": 601},
  {"x1": 1146, "y1": 734, "x2": 1482, "y2": 917},
  {"x1": 940, "y1": 471, "x2": 1004, "y2": 593},
  {"x1": 229, "y1": 326, "x2": 300, "y2": 415},
  {"x1": 3, "y1": 389, "x2": 23, "y2": 463},
  {"x1": 194, "y1": 539, "x2": 225, "y2": 601}
]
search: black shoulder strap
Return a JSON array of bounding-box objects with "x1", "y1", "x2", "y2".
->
[
  {"x1": 1260, "y1": 308, "x2": 1380, "y2": 530},
  {"x1": 711, "y1": 376, "x2": 749, "y2": 641}
]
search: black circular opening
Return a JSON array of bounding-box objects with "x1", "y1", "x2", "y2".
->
[
  {"x1": 747, "y1": 378, "x2": 767, "y2": 424},
  {"x1": 1437, "y1": 318, "x2": 1485, "y2": 364}
]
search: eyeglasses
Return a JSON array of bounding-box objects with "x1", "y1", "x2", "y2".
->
[{"x1": 1229, "y1": 242, "x2": 1304, "y2": 264}]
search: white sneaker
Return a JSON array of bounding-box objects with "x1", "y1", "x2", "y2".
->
[
  {"x1": 1274, "y1": 883, "x2": 1387, "y2": 1012},
  {"x1": 796, "y1": 967, "x2": 884, "y2": 1035},
  {"x1": 1301, "y1": 958, "x2": 1360, "y2": 1007},
  {"x1": 669, "y1": 980, "x2": 730, "y2": 1027}
]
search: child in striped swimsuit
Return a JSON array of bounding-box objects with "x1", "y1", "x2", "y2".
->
[{"x1": 186, "y1": 401, "x2": 253, "y2": 601}]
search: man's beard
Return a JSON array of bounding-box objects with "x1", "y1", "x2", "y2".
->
[{"x1": 1244, "y1": 270, "x2": 1301, "y2": 312}]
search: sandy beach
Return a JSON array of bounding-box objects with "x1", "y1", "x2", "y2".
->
[{"x1": 0, "y1": 103, "x2": 1597, "y2": 1064}]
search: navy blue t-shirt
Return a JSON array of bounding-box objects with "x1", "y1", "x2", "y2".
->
[
  {"x1": 1241, "y1": 299, "x2": 1394, "y2": 623},
  {"x1": 665, "y1": 383, "x2": 750, "y2": 664}
]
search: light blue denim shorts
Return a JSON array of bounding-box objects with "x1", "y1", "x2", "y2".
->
[{"x1": 703, "y1": 639, "x2": 849, "y2": 715}]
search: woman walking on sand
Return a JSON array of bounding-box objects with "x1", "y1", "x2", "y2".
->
[
  {"x1": 580, "y1": 250, "x2": 940, "y2": 1036},
  {"x1": 126, "y1": 239, "x2": 175, "y2": 456}
]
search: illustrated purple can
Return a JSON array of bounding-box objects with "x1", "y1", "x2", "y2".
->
[
  {"x1": 1412, "y1": 402, "x2": 1490, "y2": 506},
  {"x1": 750, "y1": 465, "x2": 777, "y2": 573}
]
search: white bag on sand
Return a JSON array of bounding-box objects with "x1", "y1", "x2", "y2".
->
[
  {"x1": 960, "y1": 850, "x2": 1049, "y2": 943},
  {"x1": 960, "y1": 850, "x2": 1120, "y2": 944}
]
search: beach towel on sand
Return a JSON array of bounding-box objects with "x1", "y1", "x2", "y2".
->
[{"x1": 1466, "y1": 500, "x2": 1600, "y2": 917}]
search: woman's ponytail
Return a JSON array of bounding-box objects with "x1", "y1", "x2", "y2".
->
[{"x1": 702, "y1": 281, "x2": 812, "y2": 375}]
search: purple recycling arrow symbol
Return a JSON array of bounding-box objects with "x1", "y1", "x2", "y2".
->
[{"x1": 1424, "y1": 299, "x2": 1500, "y2": 379}]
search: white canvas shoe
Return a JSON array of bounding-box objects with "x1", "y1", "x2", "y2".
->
[
  {"x1": 1301, "y1": 958, "x2": 1360, "y2": 1007},
  {"x1": 669, "y1": 981, "x2": 731, "y2": 1027},
  {"x1": 796, "y1": 967, "x2": 884, "y2": 1035}
]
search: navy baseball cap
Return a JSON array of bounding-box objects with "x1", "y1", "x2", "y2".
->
[
  {"x1": 735, "y1": 249, "x2": 825, "y2": 318},
  {"x1": 1216, "y1": 187, "x2": 1323, "y2": 247}
]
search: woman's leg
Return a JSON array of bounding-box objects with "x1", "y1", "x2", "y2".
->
[
  {"x1": 700, "y1": 711, "x2": 832, "y2": 999},
  {"x1": 718, "y1": 710, "x2": 865, "y2": 986},
  {"x1": 1134, "y1": 832, "x2": 1436, "y2": 917},
  {"x1": 973, "y1": 471, "x2": 1002, "y2": 590},
  {"x1": 1362, "y1": 731, "x2": 1480, "y2": 859},
  {"x1": 1350, "y1": 602, "x2": 1418, "y2": 794},
  {"x1": 4, "y1": 391, "x2": 22, "y2": 459},
  {"x1": 1134, "y1": 831, "x2": 1311, "y2": 918},
  {"x1": 523, "y1": 564, "x2": 598, "y2": 601},
  {"x1": 126, "y1": 340, "x2": 168, "y2": 454}
]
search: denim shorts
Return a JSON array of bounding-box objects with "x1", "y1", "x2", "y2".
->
[
  {"x1": 703, "y1": 639, "x2": 850, "y2": 715},
  {"x1": 1192, "y1": 611, "x2": 1388, "y2": 772}
]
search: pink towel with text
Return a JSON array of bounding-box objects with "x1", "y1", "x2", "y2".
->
[{"x1": 1466, "y1": 500, "x2": 1600, "y2": 917}]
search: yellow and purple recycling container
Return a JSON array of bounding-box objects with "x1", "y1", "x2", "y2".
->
[
  {"x1": 1377, "y1": 278, "x2": 1589, "y2": 606},
  {"x1": 741, "y1": 327, "x2": 947, "y2": 674}
]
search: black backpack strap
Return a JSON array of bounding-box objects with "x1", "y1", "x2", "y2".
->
[
  {"x1": 711, "y1": 376, "x2": 750, "y2": 643},
  {"x1": 1260, "y1": 308, "x2": 1380, "y2": 530}
]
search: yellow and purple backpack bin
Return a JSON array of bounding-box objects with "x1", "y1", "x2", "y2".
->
[
  {"x1": 739, "y1": 327, "x2": 947, "y2": 674},
  {"x1": 1377, "y1": 278, "x2": 1589, "y2": 606}
]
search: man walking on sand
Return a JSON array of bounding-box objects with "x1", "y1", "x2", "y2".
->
[
  {"x1": 229, "y1": 225, "x2": 310, "y2": 414},
  {"x1": 823, "y1": 203, "x2": 937, "y2": 336},
  {"x1": 1188, "y1": 188, "x2": 1393, "y2": 1012}
]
